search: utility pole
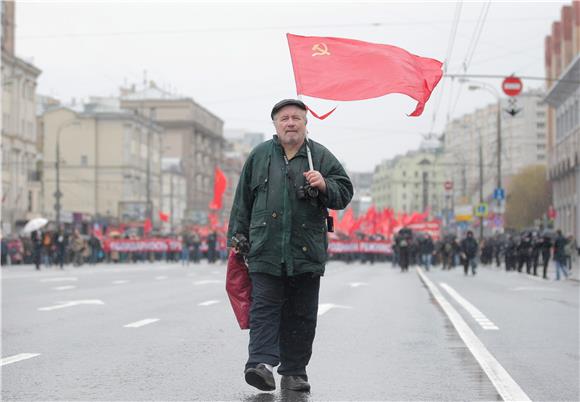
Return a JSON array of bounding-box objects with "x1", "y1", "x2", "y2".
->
[
  {"x1": 495, "y1": 99, "x2": 502, "y2": 233},
  {"x1": 146, "y1": 107, "x2": 156, "y2": 223},
  {"x1": 478, "y1": 128, "x2": 484, "y2": 241}
]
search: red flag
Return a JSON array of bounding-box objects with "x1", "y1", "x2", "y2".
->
[
  {"x1": 209, "y1": 166, "x2": 227, "y2": 210},
  {"x1": 287, "y1": 33, "x2": 443, "y2": 116},
  {"x1": 159, "y1": 212, "x2": 169, "y2": 222},
  {"x1": 143, "y1": 218, "x2": 152, "y2": 236}
]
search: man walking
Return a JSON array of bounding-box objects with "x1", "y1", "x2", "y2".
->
[
  {"x1": 460, "y1": 231, "x2": 479, "y2": 276},
  {"x1": 227, "y1": 99, "x2": 353, "y2": 393}
]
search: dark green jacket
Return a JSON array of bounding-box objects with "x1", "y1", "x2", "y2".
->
[{"x1": 227, "y1": 136, "x2": 353, "y2": 276}]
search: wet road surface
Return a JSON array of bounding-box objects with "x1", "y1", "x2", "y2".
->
[{"x1": 2, "y1": 260, "x2": 578, "y2": 401}]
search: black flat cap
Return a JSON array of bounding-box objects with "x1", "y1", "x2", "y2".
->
[{"x1": 271, "y1": 99, "x2": 307, "y2": 120}]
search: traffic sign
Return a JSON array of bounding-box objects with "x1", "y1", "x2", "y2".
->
[
  {"x1": 502, "y1": 76, "x2": 523, "y2": 97},
  {"x1": 444, "y1": 181, "x2": 453, "y2": 191},
  {"x1": 475, "y1": 203, "x2": 489, "y2": 217},
  {"x1": 493, "y1": 188, "x2": 505, "y2": 200}
]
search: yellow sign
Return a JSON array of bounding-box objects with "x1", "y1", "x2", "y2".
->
[
  {"x1": 475, "y1": 203, "x2": 489, "y2": 217},
  {"x1": 312, "y1": 43, "x2": 330, "y2": 57}
]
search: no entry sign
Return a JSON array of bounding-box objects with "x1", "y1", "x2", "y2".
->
[{"x1": 502, "y1": 76, "x2": 523, "y2": 97}]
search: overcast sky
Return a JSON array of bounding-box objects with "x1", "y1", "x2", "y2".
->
[{"x1": 15, "y1": 1, "x2": 568, "y2": 171}]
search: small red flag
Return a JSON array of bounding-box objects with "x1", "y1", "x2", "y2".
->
[
  {"x1": 143, "y1": 218, "x2": 152, "y2": 236},
  {"x1": 209, "y1": 166, "x2": 227, "y2": 210},
  {"x1": 159, "y1": 212, "x2": 169, "y2": 222},
  {"x1": 287, "y1": 33, "x2": 443, "y2": 116}
]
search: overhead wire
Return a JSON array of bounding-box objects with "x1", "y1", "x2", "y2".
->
[{"x1": 429, "y1": 1, "x2": 463, "y2": 135}]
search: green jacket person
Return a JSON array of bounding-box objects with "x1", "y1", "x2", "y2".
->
[{"x1": 227, "y1": 99, "x2": 353, "y2": 393}]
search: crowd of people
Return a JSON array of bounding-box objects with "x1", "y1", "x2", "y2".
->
[
  {"x1": 391, "y1": 229, "x2": 577, "y2": 280},
  {"x1": 0, "y1": 227, "x2": 230, "y2": 269}
]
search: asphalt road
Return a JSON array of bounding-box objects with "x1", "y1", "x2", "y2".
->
[{"x1": 2, "y1": 260, "x2": 578, "y2": 401}]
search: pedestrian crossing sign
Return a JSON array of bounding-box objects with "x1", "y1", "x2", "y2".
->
[{"x1": 475, "y1": 203, "x2": 489, "y2": 217}]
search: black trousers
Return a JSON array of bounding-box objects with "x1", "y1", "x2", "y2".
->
[{"x1": 247, "y1": 272, "x2": 320, "y2": 377}]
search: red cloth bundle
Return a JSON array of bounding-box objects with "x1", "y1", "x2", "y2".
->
[{"x1": 225, "y1": 250, "x2": 252, "y2": 330}]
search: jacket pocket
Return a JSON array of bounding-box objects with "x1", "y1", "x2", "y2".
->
[
  {"x1": 248, "y1": 211, "x2": 269, "y2": 257},
  {"x1": 295, "y1": 221, "x2": 327, "y2": 264},
  {"x1": 251, "y1": 178, "x2": 269, "y2": 212}
]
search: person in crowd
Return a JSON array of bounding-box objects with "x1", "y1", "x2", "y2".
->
[
  {"x1": 207, "y1": 230, "x2": 217, "y2": 263},
  {"x1": 30, "y1": 230, "x2": 42, "y2": 270},
  {"x1": 419, "y1": 234, "x2": 434, "y2": 271},
  {"x1": 53, "y1": 227, "x2": 68, "y2": 269},
  {"x1": 70, "y1": 229, "x2": 85, "y2": 267},
  {"x1": 540, "y1": 232, "x2": 553, "y2": 279},
  {"x1": 517, "y1": 231, "x2": 532, "y2": 274},
  {"x1": 530, "y1": 231, "x2": 542, "y2": 276},
  {"x1": 227, "y1": 99, "x2": 353, "y2": 393},
  {"x1": 88, "y1": 232, "x2": 101, "y2": 265},
  {"x1": 553, "y1": 230, "x2": 569, "y2": 280},
  {"x1": 460, "y1": 230, "x2": 479, "y2": 276},
  {"x1": 565, "y1": 234, "x2": 577, "y2": 272},
  {"x1": 180, "y1": 234, "x2": 189, "y2": 266},
  {"x1": 42, "y1": 230, "x2": 54, "y2": 267}
]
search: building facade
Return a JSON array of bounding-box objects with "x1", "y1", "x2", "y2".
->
[
  {"x1": 39, "y1": 100, "x2": 163, "y2": 226},
  {"x1": 544, "y1": 2, "x2": 580, "y2": 240},
  {"x1": 1, "y1": 0, "x2": 42, "y2": 234},
  {"x1": 372, "y1": 142, "x2": 448, "y2": 217},
  {"x1": 120, "y1": 83, "x2": 224, "y2": 225},
  {"x1": 443, "y1": 90, "x2": 548, "y2": 222}
]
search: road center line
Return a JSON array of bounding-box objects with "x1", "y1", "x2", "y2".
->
[
  {"x1": 1, "y1": 353, "x2": 41, "y2": 366},
  {"x1": 124, "y1": 318, "x2": 160, "y2": 328},
  {"x1": 40, "y1": 277, "x2": 78, "y2": 283},
  {"x1": 155, "y1": 276, "x2": 168, "y2": 280},
  {"x1": 317, "y1": 303, "x2": 352, "y2": 316},
  {"x1": 38, "y1": 299, "x2": 105, "y2": 311},
  {"x1": 112, "y1": 280, "x2": 129, "y2": 285},
  {"x1": 440, "y1": 282, "x2": 499, "y2": 330},
  {"x1": 52, "y1": 285, "x2": 76, "y2": 291},
  {"x1": 198, "y1": 300, "x2": 220, "y2": 306},
  {"x1": 417, "y1": 268, "x2": 530, "y2": 401},
  {"x1": 193, "y1": 280, "x2": 222, "y2": 285}
]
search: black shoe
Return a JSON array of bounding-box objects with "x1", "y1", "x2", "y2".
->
[
  {"x1": 281, "y1": 375, "x2": 310, "y2": 392},
  {"x1": 244, "y1": 364, "x2": 275, "y2": 391}
]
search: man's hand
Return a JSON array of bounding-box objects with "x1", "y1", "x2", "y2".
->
[{"x1": 303, "y1": 170, "x2": 327, "y2": 193}]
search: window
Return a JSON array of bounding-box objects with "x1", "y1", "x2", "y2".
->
[
  {"x1": 80, "y1": 155, "x2": 88, "y2": 166},
  {"x1": 537, "y1": 122, "x2": 545, "y2": 129}
]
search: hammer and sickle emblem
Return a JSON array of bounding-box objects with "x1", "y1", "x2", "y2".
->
[{"x1": 312, "y1": 43, "x2": 330, "y2": 57}]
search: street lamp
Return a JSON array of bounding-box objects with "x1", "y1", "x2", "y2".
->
[
  {"x1": 465, "y1": 80, "x2": 503, "y2": 234},
  {"x1": 55, "y1": 119, "x2": 80, "y2": 227}
]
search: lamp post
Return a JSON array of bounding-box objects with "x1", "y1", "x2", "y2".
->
[
  {"x1": 465, "y1": 81, "x2": 503, "y2": 233},
  {"x1": 55, "y1": 119, "x2": 80, "y2": 227}
]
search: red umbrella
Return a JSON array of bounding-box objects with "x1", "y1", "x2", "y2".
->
[{"x1": 225, "y1": 250, "x2": 251, "y2": 330}]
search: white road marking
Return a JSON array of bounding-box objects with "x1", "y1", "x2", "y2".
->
[
  {"x1": 317, "y1": 303, "x2": 352, "y2": 316},
  {"x1": 198, "y1": 300, "x2": 220, "y2": 306},
  {"x1": 124, "y1": 318, "x2": 160, "y2": 328},
  {"x1": 418, "y1": 268, "x2": 530, "y2": 401},
  {"x1": 1, "y1": 353, "x2": 41, "y2": 366},
  {"x1": 52, "y1": 285, "x2": 76, "y2": 291},
  {"x1": 349, "y1": 282, "x2": 369, "y2": 288},
  {"x1": 155, "y1": 276, "x2": 168, "y2": 280},
  {"x1": 511, "y1": 286, "x2": 560, "y2": 292},
  {"x1": 193, "y1": 280, "x2": 223, "y2": 285},
  {"x1": 40, "y1": 277, "x2": 78, "y2": 283},
  {"x1": 38, "y1": 299, "x2": 105, "y2": 311},
  {"x1": 112, "y1": 280, "x2": 129, "y2": 285},
  {"x1": 440, "y1": 283, "x2": 499, "y2": 330}
]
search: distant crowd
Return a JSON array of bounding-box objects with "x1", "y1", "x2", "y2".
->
[{"x1": 0, "y1": 228, "x2": 229, "y2": 269}]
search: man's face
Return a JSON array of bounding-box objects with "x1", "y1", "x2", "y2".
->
[{"x1": 273, "y1": 105, "x2": 307, "y2": 148}]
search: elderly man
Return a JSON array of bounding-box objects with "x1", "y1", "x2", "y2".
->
[{"x1": 227, "y1": 99, "x2": 353, "y2": 392}]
